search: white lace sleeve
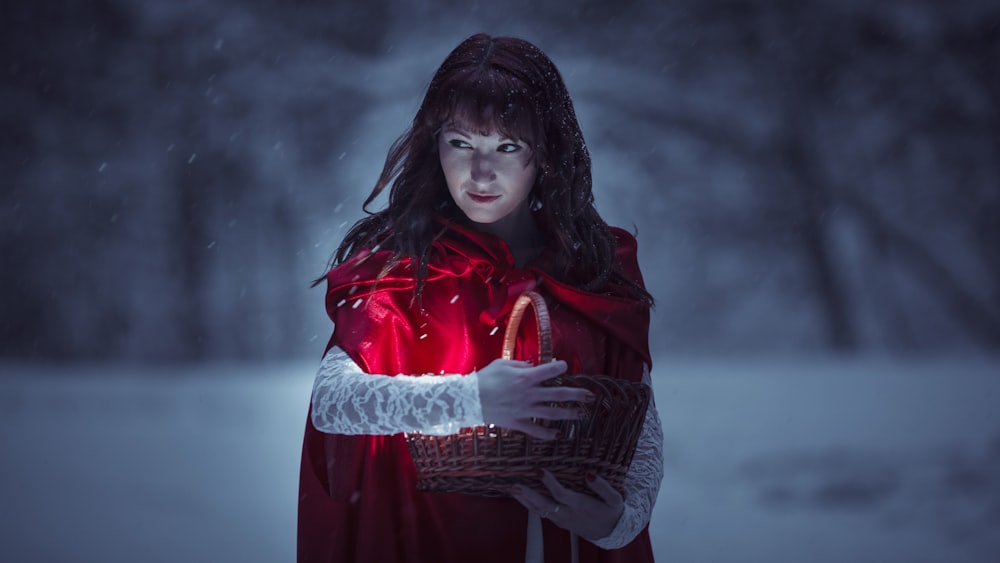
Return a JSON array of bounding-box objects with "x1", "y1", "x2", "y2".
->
[
  {"x1": 310, "y1": 346, "x2": 485, "y2": 436},
  {"x1": 591, "y1": 365, "x2": 664, "y2": 550}
]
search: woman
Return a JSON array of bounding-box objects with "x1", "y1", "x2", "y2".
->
[{"x1": 298, "y1": 33, "x2": 663, "y2": 563}]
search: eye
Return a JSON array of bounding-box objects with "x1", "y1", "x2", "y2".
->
[
  {"x1": 497, "y1": 143, "x2": 522, "y2": 153},
  {"x1": 448, "y1": 139, "x2": 472, "y2": 149}
]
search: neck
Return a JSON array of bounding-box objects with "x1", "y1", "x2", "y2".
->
[{"x1": 468, "y1": 203, "x2": 542, "y2": 266}]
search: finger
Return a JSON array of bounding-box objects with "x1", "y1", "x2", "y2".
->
[
  {"x1": 524, "y1": 405, "x2": 583, "y2": 421},
  {"x1": 585, "y1": 473, "x2": 624, "y2": 508},
  {"x1": 510, "y1": 484, "x2": 554, "y2": 515},
  {"x1": 494, "y1": 359, "x2": 536, "y2": 369},
  {"x1": 509, "y1": 420, "x2": 560, "y2": 440},
  {"x1": 539, "y1": 469, "x2": 577, "y2": 506},
  {"x1": 527, "y1": 360, "x2": 568, "y2": 383},
  {"x1": 531, "y1": 386, "x2": 594, "y2": 404}
]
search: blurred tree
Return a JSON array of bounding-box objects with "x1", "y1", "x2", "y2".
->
[
  {"x1": 0, "y1": 0, "x2": 138, "y2": 358},
  {"x1": 585, "y1": 0, "x2": 1000, "y2": 351},
  {"x1": 1, "y1": 0, "x2": 386, "y2": 360},
  {"x1": 2, "y1": 0, "x2": 997, "y2": 360}
]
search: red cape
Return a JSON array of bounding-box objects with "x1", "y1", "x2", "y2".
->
[{"x1": 297, "y1": 220, "x2": 655, "y2": 563}]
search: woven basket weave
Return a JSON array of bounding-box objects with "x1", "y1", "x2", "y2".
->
[{"x1": 405, "y1": 291, "x2": 650, "y2": 498}]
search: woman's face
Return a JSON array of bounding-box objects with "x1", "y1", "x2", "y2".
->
[{"x1": 438, "y1": 124, "x2": 537, "y2": 228}]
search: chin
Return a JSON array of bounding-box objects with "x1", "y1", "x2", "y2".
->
[{"x1": 461, "y1": 210, "x2": 502, "y2": 225}]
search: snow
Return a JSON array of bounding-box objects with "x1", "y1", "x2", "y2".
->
[{"x1": 1, "y1": 356, "x2": 998, "y2": 562}]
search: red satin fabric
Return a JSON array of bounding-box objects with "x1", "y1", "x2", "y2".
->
[{"x1": 297, "y1": 219, "x2": 655, "y2": 563}]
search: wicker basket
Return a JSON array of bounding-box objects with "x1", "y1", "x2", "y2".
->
[{"x1": 405, "y1": 291, "x2": 650, "y2": 497}]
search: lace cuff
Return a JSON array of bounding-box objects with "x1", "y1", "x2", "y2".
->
[
  {"x1": 591, "y1": 366, "x2": 664, "y2": 550},
  {"x1": 310, "y1": 346, "x2": 485, "y2": 436}
]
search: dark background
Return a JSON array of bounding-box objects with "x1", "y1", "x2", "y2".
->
[
  {"x1": 4, "y1": 0, "x2": 998, "y2": 362},
  {"x1": 1, "y1": 3, "x2": 999, "y2": 562}
]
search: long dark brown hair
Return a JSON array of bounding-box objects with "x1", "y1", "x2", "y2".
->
[{"x1": 319, "y1": 33, "x2": 652, "y2": 304}]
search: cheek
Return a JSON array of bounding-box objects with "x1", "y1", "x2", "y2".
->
[
  {"x1": 439, "y1": 152, "x2": 462, "y2": 186},
  {"x1": 510, "y1": 162, "x2": 537, "y2": 192},
  {"x1": 524, "y1": 163, "x2": 538, "y2": 186}
]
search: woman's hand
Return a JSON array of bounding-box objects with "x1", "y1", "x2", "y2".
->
[
  {"x1": 476, "y1": 358, "x2": 593, "y2": 440},
  {"x1": 511, "y1": 469, "x2": 624, "y2": 541}
]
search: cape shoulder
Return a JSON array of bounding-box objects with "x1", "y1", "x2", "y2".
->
[
  {"x1": 323, "y1": 224, "x2": 649, "y2": 303},
  {"x1": 321, "y1": 223, "x2": 652, "y2": 367}
]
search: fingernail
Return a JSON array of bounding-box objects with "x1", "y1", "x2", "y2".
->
[{"x1": 586, "y1": 472, "x2": 596, "y2": 482}]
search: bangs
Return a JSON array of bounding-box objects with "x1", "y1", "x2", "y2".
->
[{"x1": 432, "y1": 67, "x2": 540, "y2": 146}]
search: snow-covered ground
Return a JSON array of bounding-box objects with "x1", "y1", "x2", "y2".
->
[{"x1": 1, "y1": 356, "x2": 998, "y2": 562}]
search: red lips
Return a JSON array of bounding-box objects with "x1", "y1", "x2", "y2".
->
[{"x1": 468, "y1": 193, "x2": 500, "y2": 203}]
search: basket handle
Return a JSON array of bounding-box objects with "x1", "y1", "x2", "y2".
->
[{"x1": 501, "y1": 291, "x2": 553, "y2": 364}]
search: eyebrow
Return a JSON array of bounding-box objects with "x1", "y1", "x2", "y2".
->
[{"x1": 441, "y1": 125, "x2": 517, "y2": 143}]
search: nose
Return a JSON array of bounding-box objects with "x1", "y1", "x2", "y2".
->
[{"x1": 470, "y1": 152, "x2": 496, "y2": 184}]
